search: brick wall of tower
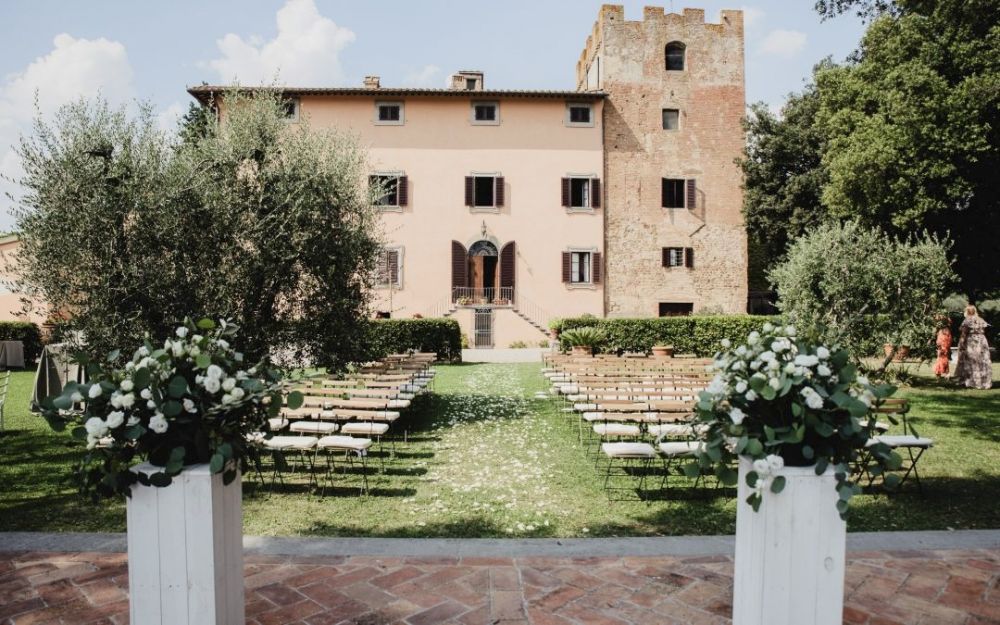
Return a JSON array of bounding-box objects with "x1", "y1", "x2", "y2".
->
[{"x1": 579, "y1": 5, "x2": 748, "y2": 316}]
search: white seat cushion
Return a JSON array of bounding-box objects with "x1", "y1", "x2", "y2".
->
[
  {"x1": 649, "y1": 423, "x2": 692, "y2": 438},
  {"x1": 874, "y1": 421, "x2": 891, "y2": 432},
  {"x1": 593, "y1": 423, "x2": 641, "y2": 437},
  {"x1": 340, "y1": 422, "x2": 390, "y2": 436},
  {"x1": 574, "y1": 403, "x2": 598, "y2": 411},
  {"x1": 388, "y1": 399, "x2": 411, "y2": 409},
  {"x1": 601, "y1": 442, "x2": 658, "y2": 459},
  {"x1": 869, "y1": 435, "x2": 934, "y2": 448},
  {"x1": 267, "y1": 417, "x2": 289, "y2": 431},
  {"x1": 370, "y1": 411, "x2": 401, "y2": 422},
  {"x1": 582, "y1": 411, "x2": 606, "y2": 422},
  {"x1": 264, "y1": 435, "x2": 318, "y2": 451},
  {"x1": 289, "y1": 421, "x2": 339, "y2": 434},
  {"x1": 659, "y1": 441, "x2": 703, "y2": 457},
  {"x1": 317, "y1": 435, "x2": 372, "y2": 451}
]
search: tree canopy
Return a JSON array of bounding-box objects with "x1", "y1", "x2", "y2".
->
[
  {"x1": 744, "y1": 0, "x2": 1000, "y2": 297},
  {"x1": 13, "y1": 91, "x2": 382, "y2": 368}
]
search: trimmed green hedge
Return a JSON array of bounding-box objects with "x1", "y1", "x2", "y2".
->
[
  {"x1": 0, "y1": 321, "x2": 43, "y2": 365},
  {"x1": 365, "y1": 318, "x2": 462, "y2": 362},
  {"x1": 558, "y1": 316, "x2": 774, "y2": 357}
]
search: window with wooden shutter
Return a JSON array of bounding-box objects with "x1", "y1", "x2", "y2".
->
[
  {"x1": 561, "y1": 252, "x2": 572, "y2": 283},
  {"x1": 397, "y1": 176, "x2": 408, "y2": 207},
  {"x1": 451, "y1": 241, "x2": 467, "y2": 300},
  {"x1": 591, "y1": 179, "x2": 601, "y2": 208},
  {"x1": 592, "y1": 252, "x2": 602, "y2": 284},
  {"x1": 500, "y1": 242, "x2": 515, "y2": 290},
  {"x1": 686, "y1": 179, "x2": 696, "y2": 210},
  {"x1": 494, "y1": 176, "x2": 505, "y2": 207},
  {"x1": 684, "y1": 247, "x2": 694, "y2": 268},
  {"x1": 371, "y1": 175, "x2": 400, "y2": 207},
  {"x1": 377, "y1": 248, "x2": 401, "y2": 287},
  {"x1": 464, "y1": 177, "x2": 475, "y2": 206},
  {"x1": 561, "y1": 178, "x2": 571, "y2": 207}
]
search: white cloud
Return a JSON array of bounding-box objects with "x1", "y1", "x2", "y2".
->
[
  {"x1": 402, "y1": 64, "x2": 441, "y2": 87},
  {"x1": 741, "y1": 6, "x2": 765, "y2": 32},
  {"x1": 0, "y1": 34, "x2": 135, "y2": 229},
  {"x1": 156, "y1": 102, "x2": 187, "y2": 134},
  {"x1": 758, "y1": 29, "x2": 807, "y2": 57},
  {"x1": 203, "y1": 0, "x2": 356, "y2": 86}
]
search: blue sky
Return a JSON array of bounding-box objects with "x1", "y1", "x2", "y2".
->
[{"x1": 0, "y1": 0, "x2": 866, "y2": 228}]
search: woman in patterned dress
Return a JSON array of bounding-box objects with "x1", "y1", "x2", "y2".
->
[
  {"x1": 954, "y1": 305, "x2": 992, "y2": 389},
  {"x1": 933, "y1": 315, "x2": 952, "y2": 378}
]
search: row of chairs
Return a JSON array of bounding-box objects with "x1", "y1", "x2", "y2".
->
[
  {"x1": 252, "y1": 352, "x2": 437, "y2": 494},
  {"x1": 542, "y1": 354, "x2": 934, "y2": 499}
]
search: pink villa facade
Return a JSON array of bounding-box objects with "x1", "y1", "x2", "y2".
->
[{"x1": 0, "y1": 5, "x2": 747, "y2": 349}]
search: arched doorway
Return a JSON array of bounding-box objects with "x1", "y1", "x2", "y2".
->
[{"x1": 451, "y1": 240, "x2": 515, "y2": 305}]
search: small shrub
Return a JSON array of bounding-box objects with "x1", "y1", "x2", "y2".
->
[
  {"x1": 508, "y1": 340, "x2": 529, "y2": 348},
  {"x1": 0, "y1": 321, "x2": 43, "y2": 364},
  {"x1": 559, "y1": 326, "x2": 606, "y2": 350},
  {"x1": 537, "y1": 340, "x2": 550, "y2": 348},
  {"x1": 559, "y1": 316, "x2": 773, "y2": 356},
  {"x1": 365, "y1": 318, "x2": 462, "y2": 362}
]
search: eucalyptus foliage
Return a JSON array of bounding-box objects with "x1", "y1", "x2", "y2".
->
[
  {"x1": 687, "y1": 324, "x2": 901, "y2": 517},
  {"x1": 769, "y1": 221, "x2": 955, "y2": 360},
  {"x1": 13, "y1": 90, "x2": 381, "y2": 368}
]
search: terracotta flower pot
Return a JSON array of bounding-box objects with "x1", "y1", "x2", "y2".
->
[
  {"x1": 883, "y1": 344, "x2": 910, "y2": 362},
  {"x1": 571, "y1": 345, "x2": 593, "y2": 357},
  {"x1": 651, "y1": 345, "x2": 674, "y2": 358}
]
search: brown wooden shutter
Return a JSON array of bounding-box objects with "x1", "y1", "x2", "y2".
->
[
  {"x1": 388, "y1": 249, "x2": 400, "y2": 284},
  {"x1": 661, "y1": 248, "x2": 669, "y2": 267},
  {"x1": 561, "y1": 252, "x2": 571, "y2": 283},
  {"x1": 397, "y1": 176, "x2": 408, "y2": 206},
  {"x1": 686, "y1": 179, "x2": 696, "y2": 209},
  {"x1": 377, "y1": 249, "x2": 389, "y2": 285},
  {"x1": 561, "y1": 178, "x2": 570, "y2": 207},
  {"x1": 661, "y1": 179, "x2": 668, "y2": 208},
  {"x1": 464, "y1": 177, "x2": 474, "y2": 206},
  {"x1": 451, "y1": 241, "x2": 467, "y2": 296},
  {"x1": 592, "y1": 252, "x2": 602, "y2": 284},
  {"x1": 684, "y1": 247, "x2": 694, "y2": 269},
  {"x1": 591, "y1": 178, "x2": 601, "y2": 208},
  {"x1": 495, "y1": 176, "x2": 505, "y2": 207},
  {"x1": 500, "y1": 242, "x2": 515, "y2": 289}
]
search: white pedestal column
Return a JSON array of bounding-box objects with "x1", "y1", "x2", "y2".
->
[
  {"x1": 733, "y1": 457, "x2": 846, "y2": 625},
  {"x1": 127, "y1": 463, "x2": 244, "y2": 625}
]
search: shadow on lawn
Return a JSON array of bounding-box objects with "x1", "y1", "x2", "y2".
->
[{"x1": 906, "y1": 389, "x2": 1000, "y2": 443}]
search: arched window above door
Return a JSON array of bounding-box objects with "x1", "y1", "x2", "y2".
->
[{"x1": 468, "y1": 240, "x2": 499, "y2": 257}]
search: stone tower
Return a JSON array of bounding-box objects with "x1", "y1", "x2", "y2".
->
[{"x1": 577, "y1": 5, "x2": 747, "y2": 317}]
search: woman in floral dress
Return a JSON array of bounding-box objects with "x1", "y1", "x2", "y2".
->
[
  {"x1": 933, "y1": 315, "x2": 952, "y2": 378},
  {"x1": 954, "y1": 305, "x2": 992, "y2": 389}
]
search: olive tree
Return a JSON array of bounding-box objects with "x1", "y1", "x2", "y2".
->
[
  {"x1": 769, "y1": 221, "x2": 955, "y2": 365},
  {"x1": 12, "y1": 91, "x2": 382, "y2": 369}
]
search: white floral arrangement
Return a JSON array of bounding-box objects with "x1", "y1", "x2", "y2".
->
[
  {"x1": 685, "y1": 323, "x2": 902, "y2": 517},
  {"x1": 42, "y1": 318, "x2": 303, "y2": 499}
]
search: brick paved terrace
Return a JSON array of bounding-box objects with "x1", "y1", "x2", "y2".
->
[{"x1": 1, "y1": 546, "x2": 999, "y2": 625}]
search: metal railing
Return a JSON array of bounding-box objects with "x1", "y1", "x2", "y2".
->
[
  {"x1": 452, "y1": 287, "x2": 514, "y2": 306},
  {"x1": 512, "y1": 292, "x2": 552, "y2": 334}
]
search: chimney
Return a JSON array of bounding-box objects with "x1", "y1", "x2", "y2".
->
[
  {"x1": 449, "y1": 70, "x2": 484, "y2": 91},
  {"x1": 363, "y1": 75, "x2": 380, "y2": 89}
]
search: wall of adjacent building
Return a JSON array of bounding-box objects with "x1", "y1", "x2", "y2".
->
[{"x1": 577, "y1": 5, "x2": 748, "y2": 317}]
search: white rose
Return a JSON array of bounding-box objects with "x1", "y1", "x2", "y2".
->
[
  {"x1": 235, "y1": 370, "x2": 248, "y2": 380},
  {"x1": 183, "y1": 398, "x2": 197, "y2": 413},
  {"x1": 783, "y1": 362, "x2": 796, "y2": 374},
  {"x1": 88, "y1": 384, "x2": 103, "y2": 399},
  {"x1": 147, "y1": 400, "x2": 157, "y2": 409},
  {"x1": 176, "y1": 326, "x2": 189, "y2": 339},
  {"x1": 806, "y1": 393, "x2": 824, "y2": 409},
  {"x1": 735, "y1": 381, "x2": 748, "y2": 393},
  {"x1": 729, "y1": 407, "x2": 746, "y2": 425},
  {"x1": 768, "y1": 377, "x2": 782, "y2": 390},
  {"x1": 766, "y1": 454, "x2": 785, "y2": 472},
  {"x1": 794, "y1": 354, "x2": 819, "y2": 367},
  {"x1": 785, "y1": 325, "x2": 797, "y2": 337},
  {"x1": 125, "y1": 361, "x2": 135, "y2": 371},
  {"x1": 752, "y1": 458, "x2": 770, "y2": 475},
  {"x1": 148, "y1": 413, "x2": 168, "y2": 434},
  {"x1": 816, "y1": 346, "x2": 830, "y2": 360},
  {"x1": 188, "y1": 345, "x2": 200, "y2": 357},
  {"x1": 171, "y1": 341, "x2": 185, "y2": 358},
  {"x1": 140, "y1": 388, "x2": 152, "y2": 400},
  {"x1": 137, "y1": 346, "x2": 150, "y2": 358},
  {"x1": 817, "y1": 364, "x2": 831, "y2": 377},
  {"x1": 119, "y1": 394, "x2": 135, "y2": 408},
  {"x1": 230, "y1": 387, "x2": 245, "y2": 400},
  {"x1": 204, "y1": 377, "x2": 221, "y2": 394},
  {"x1": 216, "y1": 339, "x2": 229, "y2": 350},
  {"x1": 221, "y1": 393, "x2": 234, "y2": 405},
  {"x1": 736, "y1": 345, "x2": 747, "y2": 356},
  {"x1": 763, "y1": 322, "x2": 774, "y2": 333},
  {"x1": 119, "y1": 379, "x2": 134, "y2": 392},
  {"x1": 747, "y1": 332, "x2": 760, "y2": 345},
  {"x1": 745, "y1": 390, "x2": 758, "y2": 402},
  {"x1": 106, "y1": 411, "x2": 125, "y2": 429},
  {"x1": 222, "y1": 377, "x2": 236, "y2": 392},
  {"x1": 84, "y1": 416, "x2": 108, "y2": 437},
  {"x1": 206, "y1": 365, "x2": 223, "y2": 380}
]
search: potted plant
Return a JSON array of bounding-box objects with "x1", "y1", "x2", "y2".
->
[
  {"x1": 548, "y1": 318, "x2": 564, "y2": 341},
  {"x1": 40, "y1": 318, "x2": 302, "y2": 625},
  {"x1": 685, "y1": 323, "x2": 900, "y2": 625},
  {"x1": 559, "y1": 326, "x2": 605, "y2": 357},
  {"x1": 651, "y1": 344, "x2": 674, "y2": 357}
]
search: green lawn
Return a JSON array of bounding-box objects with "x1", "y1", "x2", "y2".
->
[{"x1": 1, "y1": 362, "x2": 998, "y2": 537}]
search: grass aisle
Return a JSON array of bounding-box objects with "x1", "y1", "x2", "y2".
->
[{"x1": 0, "y1": 362, "x2": 998, "y2": 536}]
